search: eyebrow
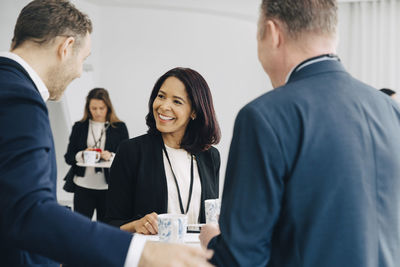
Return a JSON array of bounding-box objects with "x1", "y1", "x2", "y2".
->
[{"x1": 159, "y1": 90, "x2": 186, "y2": 103}]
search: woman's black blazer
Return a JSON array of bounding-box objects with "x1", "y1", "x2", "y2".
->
[
  {"x1": 64, "y1": 120, "x2": 129, "y2": 184},
  {"x1": 106, "y1": 133, "x2": 220, "y2": 226}
]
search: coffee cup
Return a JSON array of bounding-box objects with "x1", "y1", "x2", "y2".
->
[
  {"x1": 205, "y1": 199, "x2": 221, "y2": 224},
  {"x1": 157, "y1": 214, "x2": 187, "y2": 243},
  {"x1": 83, "y1": 150, "x2": 100, "y2": 165}
]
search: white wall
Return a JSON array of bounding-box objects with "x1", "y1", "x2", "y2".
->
[
  {"x1": 0, "y1": 1, "x2": 27, "y2": 51},
  {"x1": 337, "y1": 0, "x2": 400, "y2": 90}
]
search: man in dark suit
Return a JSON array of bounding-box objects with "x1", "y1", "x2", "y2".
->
[
  {"x1": 0, "y1": 0, "x2": 213, "y2": 266},
  {"x1": 200, "y1": 0, "x2": 400, "y2": 266}
]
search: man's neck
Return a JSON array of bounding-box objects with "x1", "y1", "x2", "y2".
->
[{"x1": 271, "y1": 35, "x2": 337, "y2": 88}]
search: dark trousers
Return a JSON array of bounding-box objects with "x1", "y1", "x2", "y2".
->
[{"x1": 73, "y1": 185, "x2": 107, "y2": 222}]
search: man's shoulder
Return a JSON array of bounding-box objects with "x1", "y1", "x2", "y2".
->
[
  {"x1": 240, "y1": 87, "x2": 289, "y2": 116},
  {"x1": 0, "y1": 62, "x2": 42, "y2": 105},
  {"x1": 0, "y1": 57, "x2": 31, "y2": 85},
  {"x1": 236, "y1": 81, "x2": 320, "y2": 129}
]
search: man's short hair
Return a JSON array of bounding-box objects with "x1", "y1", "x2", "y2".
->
[
  {"x1": 260, "y1": 0, "x2": 337, "y2": 39},
  {"x1": 11, "y1": 0, "x2": 93, "y2": 50}
]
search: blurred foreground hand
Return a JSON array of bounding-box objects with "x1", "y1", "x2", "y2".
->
[
  {"x1": 139, "y1": 242, "x2": 214, "y2": 267},
  {"x1": 199, "y1": 224, "x2": 220, "y2": 249}
]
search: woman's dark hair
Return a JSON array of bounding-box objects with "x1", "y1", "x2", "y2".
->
[
  {"x1": 81, "y1": 88, "x2": 121, "y2": 127},
  {"x1": 146, "y1": 67, "x2": 221, "y2": 154},
  {"x1": 380, "y1": 88, "x2": 396, "y2": 97}
]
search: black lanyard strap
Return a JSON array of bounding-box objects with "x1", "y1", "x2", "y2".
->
[
  {"x1": 90, "y1": 121, "x2": 109, "y2": 148},
  {"x1": 162, "y1": 144, "x2": 194, "y2": 215}
]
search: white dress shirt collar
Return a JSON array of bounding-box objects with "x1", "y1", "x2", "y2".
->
[{"x1": 0, "y1": 51, "x2": 49, "y2": 101}]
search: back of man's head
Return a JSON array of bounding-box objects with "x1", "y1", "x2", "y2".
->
[
  {"x1": 260, "y1": 0, "x2": 337, "y2": 40},
  {"x1": 11, "y1": 0, "x2": 93, "y2": 50}
]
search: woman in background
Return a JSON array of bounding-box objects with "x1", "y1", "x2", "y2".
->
[
  {"x1": 107, "y1": 67, "x2": 221, "y2": 234},
  {"x1": 64, "y1": 88, "x2": 129, "y2": 222}
]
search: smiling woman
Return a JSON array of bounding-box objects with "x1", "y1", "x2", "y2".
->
[
  {"x1": 152, "y1": 76, "x2": 194, "y2": 148},
  {"x1": 106, "y1": 67, "x2": 221, "y2": 234}
]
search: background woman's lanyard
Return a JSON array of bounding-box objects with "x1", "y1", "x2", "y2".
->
[
  {"x1": 90, "y1": 121, "x2": 110, "y2": 148},
  {"x1": 162, "y1": 144, "x2": 194, "y2": 215}
]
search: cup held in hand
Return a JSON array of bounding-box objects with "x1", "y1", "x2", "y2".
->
[
  {"x1": 83, "y1": 150, "x2": 101, "y2": 164},
  {"x1": 205, "y1": 199, "x2": 221, "y2": 224},
  {"x1": 157, "y1": 214, "x2": 187, "y2": 243}
]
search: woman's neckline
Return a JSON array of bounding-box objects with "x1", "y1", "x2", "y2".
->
[
  {"x1": 164, "y1": 144, "x2": 184, "y2": 151},
  {"x1": 90, "y1": 119, "x2": 106, "y2": 125}
]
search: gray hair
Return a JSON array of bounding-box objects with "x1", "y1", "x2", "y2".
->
[{"x1": 260, "y1": 0, "x2": 337, "y2": 39}]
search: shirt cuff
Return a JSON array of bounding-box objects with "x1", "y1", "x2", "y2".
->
[{"x1": 124, "y1": 234, "x2": 147, "y2": 267}]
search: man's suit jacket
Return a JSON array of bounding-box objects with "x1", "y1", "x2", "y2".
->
[
  {"x1": 106, "y1": 133, "x2": 220, "y2": 226},
  {"x1": 0, "y1": 57, "x2": 132, "y2": 266},
  {"x1": 209, "y1": 60, "x2": 400, "y2": 266},
  {"x1": 64, "y1": 120, "x2": 129, "y2": 186}
]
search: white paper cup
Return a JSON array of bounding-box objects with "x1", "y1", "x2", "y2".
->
[
  {"x1": 157, "y1": 214, "x2": 187, "y2": 243},
  {"x1": 205, "y1": 199, "x2": 221, "y2": 224},
  {"x1": 83, "y1": 150, "x2": 100, "y2": 164}
]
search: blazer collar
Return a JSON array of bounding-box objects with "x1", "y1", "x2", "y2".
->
[
  {"x1": 0, "y1": 52, "x2": 49, "y2": 101},
  {"x1": 287, "y1": 59, "x2": 347, "y2": 84}
]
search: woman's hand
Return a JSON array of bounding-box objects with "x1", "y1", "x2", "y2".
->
[
  {"x1": 121, "y1": 212, "x2": 158, "y2": 235},
  {"x1": 100, "y1": 150, "x2": 112, "y2": 161}
]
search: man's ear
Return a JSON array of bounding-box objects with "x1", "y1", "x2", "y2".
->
[
  {"x1": 57, "y1": 36, "x2": 75, "y2": 60},
  {"x1": 265, "y1": 20, "x2": 282, "y2": 49}
]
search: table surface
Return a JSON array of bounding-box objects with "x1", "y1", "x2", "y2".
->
[{"x1": 141, "y1": 233, "x2": 201, "y2": 247}]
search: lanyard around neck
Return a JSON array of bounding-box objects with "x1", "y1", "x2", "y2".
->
[
  {"x1": 162, "y1": 144, "x2": 194, "y2": 215},
  {"x1": 90, "y1": 121, "x2": 109, "y2": 148}
]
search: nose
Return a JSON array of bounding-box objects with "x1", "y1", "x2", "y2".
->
[{"x1": 159, "y1": 101, "x2": 172, "y2": 112}]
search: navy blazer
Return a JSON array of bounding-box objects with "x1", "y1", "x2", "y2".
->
[
  {"x1": 106, "y1": 133, "x2": 220, "y2": 226},
  {"x1": 209, "y1": 60, "x2": 400, "y2": 266},
  {"x1": 64, "y1": 120, "x2": 129, "y2": 185},
  {"x1": 0, "y1": 57, "x2": 132, "y2": 266}
]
